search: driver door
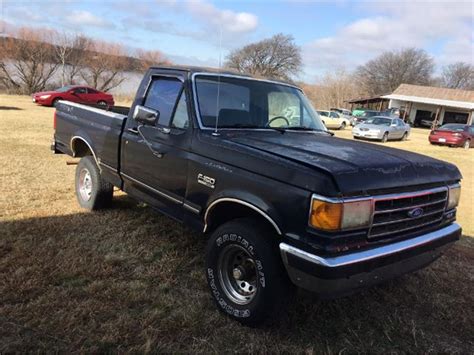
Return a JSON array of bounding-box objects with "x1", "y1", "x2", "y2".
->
[
  {"x1": 72, "y1": 87, "x2": 88, "y2": 104},
  {"x1": 121, "y1": 75, "x2": 191, "y2": 218}
]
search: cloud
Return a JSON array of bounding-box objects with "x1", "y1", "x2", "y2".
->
[
  {"x1": 185, "y1": 0, "x2": 258, "y2": 34},
  {"x1": 303, "y1": 1, "x2": 473, "y2": 73},
  {"x1": 64, "y1": 10, "x2": 109, "y2": 28}
]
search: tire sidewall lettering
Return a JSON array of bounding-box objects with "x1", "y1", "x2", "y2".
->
[{"x1": 209, "y1": 232, "x2": 266, "y2": 318}]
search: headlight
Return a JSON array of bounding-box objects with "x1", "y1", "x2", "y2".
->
[
  {"x1": 40, "y1": 95, "x2": 51, "y2": 99},
  {"x1": 447, "y1": 185, "x2": 461, "y2": 210},
  {"x1": 309, "y1": 196, "x2": 372, "y2": 231}
]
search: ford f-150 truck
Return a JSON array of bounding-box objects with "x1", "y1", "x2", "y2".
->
[{"x1": 52, "y1": 66, "x2": 462, "y2": 325}]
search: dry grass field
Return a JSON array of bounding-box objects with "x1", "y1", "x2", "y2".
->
[{"x1": 1, "y1": 95, "x2": 473, "y2": 353}]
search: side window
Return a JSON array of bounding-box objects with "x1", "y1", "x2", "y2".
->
[
  {"x1": 171, "y1": 92, "x2": 189, "y2": 129},
  {"x1": 87, "y1": 88, "x2": 98, "y2": 94},
  {"x1": 330, "y1": 112, "x2": 338, "y2": 118},
  {"x1": 75, "y1": 87, "x2": 87, "y2": 94},
  {"x1": 144, "y1": 77, "x2": 183, "y2": 126}
]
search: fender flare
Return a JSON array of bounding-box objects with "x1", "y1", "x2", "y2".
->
[{"x1": 203, "y1": 197, "x2": 282, "y2": 235}]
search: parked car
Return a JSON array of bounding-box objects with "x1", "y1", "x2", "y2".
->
[
  {"x1": 52, "y1": 66, "x2": 462, "y2": 325},
  {"x1": 429, "y1": 124, "x2": 474, "y2": 149},
  {"x1": 33, "y1": 85, "x2": 114, "y2": 107},
  {"x1": 317, "y1": 110, "x2": 350, "y2": 129},
  {"x1": 330, "y1": 108, "x2": 352, "y2": 117},
  {"x1": 351, "y1": 110, "x2": 380, "y2": 126},
  {"x1": 383, "y1": 107, "x2": 402, "y2": 117},
  {"x1": 352, "y1": 116, "x2": 410, "y2": 142},
  {"x1": 352, "y1": 107, "x2": 368, "y2": 116}
]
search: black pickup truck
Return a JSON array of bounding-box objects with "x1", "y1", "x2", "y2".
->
[{"x1": 53, "y1": 66, "x2": 462, "y2": 325}]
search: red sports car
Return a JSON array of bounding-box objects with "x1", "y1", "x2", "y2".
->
[
  {"x1": 32, "y1": 85, "x2": 114, "y2": 107},
  {"x1": 429, "y1": 123, "x2": 474, "y2": 149}
]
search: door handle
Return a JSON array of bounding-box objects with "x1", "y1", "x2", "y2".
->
[
  {"x1": 157, "y1": 127, "x2": 170, "y2": 134},
  {"x1": 128, "y1": 128, "x2": 138, "y2": 134}
]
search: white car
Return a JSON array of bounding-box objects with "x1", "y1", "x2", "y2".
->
[{"x1": 317, "y1": 110, "x2": 350, "y2": 130}]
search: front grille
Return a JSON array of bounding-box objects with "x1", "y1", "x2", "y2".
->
[{"x1": 369, "y1": 187, "x2": 448, "y2": 239}]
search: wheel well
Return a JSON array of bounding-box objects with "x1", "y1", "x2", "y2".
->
[
  {"x1": 204, "y1": 201, "x2": 281, "y2": 236},
  {"x1": 71, "y1": 138, "x2": 95, "y2": 160}
]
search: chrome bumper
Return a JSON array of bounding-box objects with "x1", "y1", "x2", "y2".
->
[{"x1": 280, "y1": 223, "x2": 461, "y2": 297}]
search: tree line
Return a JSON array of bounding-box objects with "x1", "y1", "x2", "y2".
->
[
  {"x1": 226, "y1": 34, "x2": 474, "y2": 109},
  {"x1": 1, "y1": 27, "x2": 472, "y2": 109},
  {"x1": 0, "y1": 27, "x2": 169, "y2": 94}
]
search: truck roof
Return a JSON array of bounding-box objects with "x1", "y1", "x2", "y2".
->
[{"x1": 149, "y1": 65, "x2": 298, "y2": 88}]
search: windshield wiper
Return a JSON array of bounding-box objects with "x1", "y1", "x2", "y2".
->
[{"x1": 284, "y1": 127, "x2": 334, "y2": 136}]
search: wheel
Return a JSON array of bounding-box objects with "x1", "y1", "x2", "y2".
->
[
  {"x1": 339, "y1": 121, "x2": 346, "y2": 130},
  {"x1": 205, "y1": 218, "x2": 293, "y2": 326},
  {"x1": 464, "y1": 140, "x2": 470, "y2": 150},
  {"x1": 52, "y1": 98, "x2": 62, "y2": 107},
  {"x1": 75, "y1": 156, "x2": 113, "y2": 210},
  {"x1": 401, "y1": 132, "x2": 408, "y2": 141},
  {"x1": 381, "y1": 132, "x2": 388, "y2": 143},
  {"x1": 97, "y1": 100, "x2": 107, "y2": 108}
]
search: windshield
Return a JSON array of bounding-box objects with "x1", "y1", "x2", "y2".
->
[
  {"x1": 55, "y1": 85, "x2": 73, "y2": 92},
  {"x1": 367, "y1": 117, "x2": 392, "y2": 126},
  {"x1": 195, "y1": 75, "x2": 325, "y2": 130},
  {"x1": 317, "y1": 111, "x2": 329, "y2": 117},
  {"x1": 439, "y1": 124, "x2": 464, "y2": 131}
]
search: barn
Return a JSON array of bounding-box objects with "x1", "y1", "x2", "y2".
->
[{"x1": 382, "y1": 84, "x2": 474, "y2": 127}]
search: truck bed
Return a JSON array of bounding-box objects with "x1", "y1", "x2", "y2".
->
[{"x1": 54, "y1": 100, "x2": 129, "y2": 186}]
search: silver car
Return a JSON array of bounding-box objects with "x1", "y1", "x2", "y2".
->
[{"x1": 352, "y1": 116, "x2": 410, "y2": 143}]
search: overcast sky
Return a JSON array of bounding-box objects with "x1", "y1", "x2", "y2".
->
[{"x1": 1, "y1": 0, "x2": 473, "y2": 81}]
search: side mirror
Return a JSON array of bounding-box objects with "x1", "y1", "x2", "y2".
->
[{"x1": 133, "y1": 105, "x2": 159, "y2": 125}]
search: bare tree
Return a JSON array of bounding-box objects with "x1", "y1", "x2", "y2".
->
[
  {"x1": 225, "y1": 34, "x2": 302, "y2": 81},
  {"x1": 80, "y1": 40, "x2": 128, "y2": 92},
  {"x1": 439, "y1": 62, "x2": 474, "y2": 90},
  {"x1": 53, "y1": 32, "x2": 90, "y2": 86},
  {"x1": 0, "y1": 28, "x2": 59, "y2": 93},
  {"x1": 54, "y1": 31, "x2": 75, "y2": 86},
  {"x1": 301, "y1": 69, "x2": 364, "y2": 110},
  {"x1": 135, "y1": 49, "x2": 169, "y2": 72},
  {"x1": 356, "y1": 48, "x2": 435, "y2": 95}
]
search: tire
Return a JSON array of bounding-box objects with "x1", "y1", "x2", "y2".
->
[
  {"x1": 97, "y1": 101, "x2": 108, "y2": 108},
  {"x1": 52, "y1": 98, "x2": 62, "y2": 107},
  {"x1": 205, "y1": 218, "x2": 294, "y2": 326},
  {"x1": 464, "y1": 140, "x2": 470, "y2": 150},
  {"x1": 381, "y1": 132, "x2": 388, "y2": 143},
  {"x1": 401, "y1": 132, "x2": 408, "y2": 141},
  {"x1": 339, "y1": 121, "x2": 346, "y2": 130},
  {"x1": 75, "y1": 156, "x2": 113, "y2": 210}
]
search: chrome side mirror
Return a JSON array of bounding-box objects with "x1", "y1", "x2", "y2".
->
[{"x1": 133, "y1": 105, "x2": 159, "y2": 125}]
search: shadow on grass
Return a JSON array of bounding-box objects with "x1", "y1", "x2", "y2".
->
[
  {"x1": 1, "y1": 199, "x2": 473, "y2": 353},
  {"x1": 0, "y1": 106, "x2": 22, "y2": 110}
]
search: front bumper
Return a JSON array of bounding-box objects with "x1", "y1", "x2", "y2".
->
[
  {"x1": 352, "y1": 130, "x2": 382, "y2": 140},
  {"x1": 280, "y1": 223, "x2": 461, "y2": 298}
]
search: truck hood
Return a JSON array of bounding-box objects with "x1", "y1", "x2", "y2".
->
[{"x1": 221, "y1": 131, "x2": 461, "y2": 194}]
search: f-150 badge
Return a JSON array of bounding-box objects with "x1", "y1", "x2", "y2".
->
[{"x1": 198, "y1": 173, "x2": 215, "y2": 189}]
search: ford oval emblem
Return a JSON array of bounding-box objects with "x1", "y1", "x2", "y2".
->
[{"x1": 407, "y1": 207, "x2": 424, "y2": 218}]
